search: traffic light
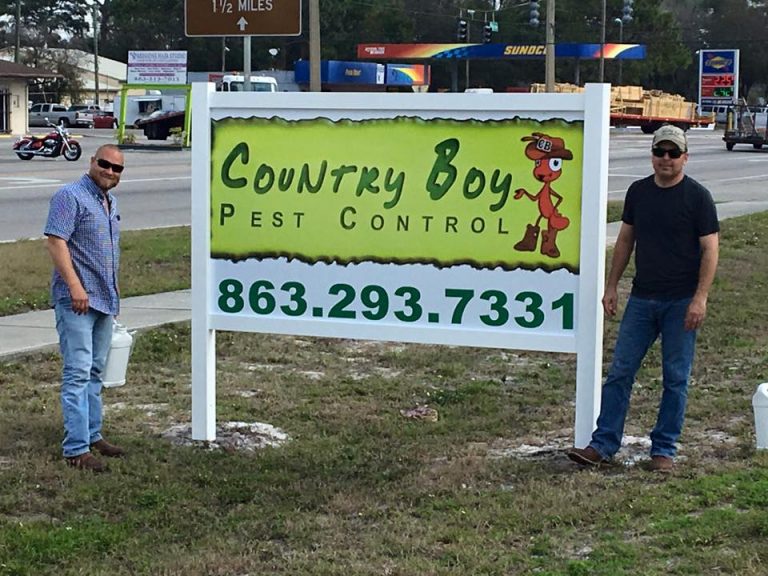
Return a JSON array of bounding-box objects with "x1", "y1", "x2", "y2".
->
[
  {"x1": 622, "y1": 0, "x2": 634, "y2": 23},
  {"x1": 529, "y1": 1, "x2": 540, "y2": 27},
  {"x1": 483, "y1": 24, "x2": 492, "y2": 44},
  {"x1": 457, "y1": 18, "x2": 468, "y2": 42}
]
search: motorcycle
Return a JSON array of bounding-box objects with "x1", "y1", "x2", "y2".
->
[{"x1": 13, "y1": 120, "x2": 82, "y2": 161}]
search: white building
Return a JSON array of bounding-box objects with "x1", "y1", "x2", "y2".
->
[{"x1": 0, "y1": 48, "x2": 126, "y2": 108}]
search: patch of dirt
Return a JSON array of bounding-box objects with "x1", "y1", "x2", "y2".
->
[
  {"x1": 349, "y1": 366, "x2": 402, "y2": 381},
  {"x1": 242, "y1": 363, "x2": 285, "y2": 372},
  {"x1": 487, "y1": 427, "x2": 744, "y2": 470},
  {"x1": 104, "y1": 402, "x2": 168, "y2": 417},
  {"x1": 297, "y1": 370, "x2": 325, "y2": 380},
  {"x1": 234, "y1": 389, "x2": 263, "y2": 398},
  {"x1": 161, "y1": 421, "x2": 290, "y2": 452},
  {"x1": 489, "y1": 434, "x2": 663, "y2": 468},
  {"x1": 400, "y1": 404, "x2": 439, "y2": 422}
]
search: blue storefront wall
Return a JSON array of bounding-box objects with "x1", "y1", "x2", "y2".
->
[
  {"x1": 295, "y1": 61, "x2": 431, "y2": 88},
  {"x1": 294, "y1": 60, "x2": 385, "y2": 86}
]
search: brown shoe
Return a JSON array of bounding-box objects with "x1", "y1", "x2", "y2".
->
[
  {"x1": 90, "y1": 439, "x2": 125, "y2": 458},
  {"x1": 66, "y1": 452, "x2": 107, "y2": 473},
  {"x1": 650, "y1": 455, "x2": 674, "y2": 472},
  {"x1": 566, "y1": 446, "x2": 606, "y2": 467}
]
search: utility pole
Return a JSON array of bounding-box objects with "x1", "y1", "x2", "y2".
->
[
  {"x1": 309, "y1": 0, "x2": 321, "y2": 92},
  {"x1": 465, "y1": 9, "x2": 475, "y2": 90},
  {"x1": 93, "y1": 3, "x2": 100, "y2": 106},
  {"x1": 14, "y1": 0, "x2": 21, "y2": 63},
  {"x1": 614, "y1": 18, "x2": 623, "y2": 85},
  {"x1": 545, "y1": 0, "x2": 555, "y2": 92},
  {"x1": 244, "y1": 37, "x2": 252, "y2": 91},
  {"x1": 599, "y1": 0, "x2": 606, "y2": 82}
]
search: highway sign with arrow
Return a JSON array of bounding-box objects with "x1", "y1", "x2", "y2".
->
[{"x1": 185, "y1": 0, "x2": 301, "y2": 37}]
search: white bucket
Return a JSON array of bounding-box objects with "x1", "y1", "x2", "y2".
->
[
  {"x1": 752, "y1": 383, "x2": 768, "y2": 449},
  {"x1": 102, "y1": 322, "x2": 135, "y2": 388}
]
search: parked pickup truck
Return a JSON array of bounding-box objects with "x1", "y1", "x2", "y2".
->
[
  {"x1": 28, "y1": 103, "x2": 106, "y2": 128},
  {"x1": 68, "y1": 104, "x2": 105, "y2": 128},
  {"x1": 28, "y1": 103, "x2": 78, "y2": 127}
]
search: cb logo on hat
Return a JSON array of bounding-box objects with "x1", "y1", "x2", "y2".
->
[{"x1": 536, "y1": 138, "x2": 553, "y2": 153}]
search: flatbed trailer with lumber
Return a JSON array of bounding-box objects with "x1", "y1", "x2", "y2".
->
[
  {"x1": 532, "y1": 83, "x2": 713, "y2": 133},
  {"x1": 610, "y1": 111, "x2": 714, "y2": 133},
  {"x1": 609, "y1": 84, "x2": 713, "y2": 132}
]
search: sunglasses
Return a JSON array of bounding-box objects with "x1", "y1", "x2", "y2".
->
[
  {"x1": 652, "y1": 147, "x2": 684, "y2": 159},
  {"x1": 96, "y1": 158, "x2": 125, "y2": 173}
]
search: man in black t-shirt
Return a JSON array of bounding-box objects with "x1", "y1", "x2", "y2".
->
[{"x1": 567, "y1": 124, "x2": 720, "y2": 472}]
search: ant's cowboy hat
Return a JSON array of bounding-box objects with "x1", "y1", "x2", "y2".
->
[{"x1": 521, "y1": 132, "x2": 574, "y2": 161}]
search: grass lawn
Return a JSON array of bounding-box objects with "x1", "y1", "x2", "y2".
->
[
  {"x1": 1, "y1": 214, "x2": 767, "y2": 575},
  {"x1": 0, "y1": 227, "x2": 190, "y2": 317}
]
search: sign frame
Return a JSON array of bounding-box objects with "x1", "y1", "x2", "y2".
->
[{"x1": 191, "y1": 85, "x2": 610, "y2": 447}]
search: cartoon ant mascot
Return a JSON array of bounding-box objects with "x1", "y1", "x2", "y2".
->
[{"x1": 513, "y1": 132, "x2": 573, "y2": 258}]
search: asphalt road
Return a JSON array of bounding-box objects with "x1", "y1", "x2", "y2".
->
[
  {"x1": 1, "y1": 126, "x2": 767, "y2": 243},
  {"x1": 609, "y1": 127, "x2": 768, "y2": 220},
  {"x1": 0, "y1": 129, "x2": 191, "y2": 242}
]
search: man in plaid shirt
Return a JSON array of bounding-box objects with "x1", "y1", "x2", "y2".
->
[{"x1": 45, "y1": 144, "x2": 126, "y2": 473}]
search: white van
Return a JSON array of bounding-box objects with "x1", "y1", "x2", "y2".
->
[
  {"x1": 465, "y1": 88, "x2": 494, "y2": 94},
  {"x1": 217, "y1": 75, "x2": 278, "y2": 92},
  {"x1": 700, "y1": 104, "x2": 729, "y2": 124}
]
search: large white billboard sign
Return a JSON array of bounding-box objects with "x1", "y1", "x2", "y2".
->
[{"x1": 191, "y1": 86, "x2": 610, "y2": 447}]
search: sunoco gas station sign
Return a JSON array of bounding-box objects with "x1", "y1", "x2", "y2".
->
[
  {"x1": 699, "y1": 49, "x2": 739, "y2": 109},
  {"x1": 185, "y1": 0, "x2": 301, "y2": 36}
]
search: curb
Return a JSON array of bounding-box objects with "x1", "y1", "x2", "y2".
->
[{"x1": 117, "y1": 144, "x2": 187, "y2": 152}]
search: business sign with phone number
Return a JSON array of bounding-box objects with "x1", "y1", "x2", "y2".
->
[
  {"x1": 211, "y1": 259, "x2": 579, "y2": 349},
  {"x1": 216, "y1": 279, "x2": 574, "y2": 330},
  {"x1": 191, "y1": 88, "x2": 611, "y2": 443}
]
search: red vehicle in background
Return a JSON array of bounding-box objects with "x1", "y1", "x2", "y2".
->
[{"x1": 92, "y1": 110, "x2": 118, "y2": 129}]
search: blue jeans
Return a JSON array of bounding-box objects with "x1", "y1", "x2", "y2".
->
[
  {"x1": 590, "y1": 295, "x2": 697, "y2": 459},
  {"x1": 54, "y1": 299, "x2": 113, "y2": 458}
]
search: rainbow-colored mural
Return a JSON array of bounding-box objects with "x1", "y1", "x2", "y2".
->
[{"x1": 387, "y1": 64, "x2": 430, "y2": 86}]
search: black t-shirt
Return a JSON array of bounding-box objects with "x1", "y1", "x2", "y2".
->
[{"x1": 622, "y1": 175, "x2": 719, "y2": 299}]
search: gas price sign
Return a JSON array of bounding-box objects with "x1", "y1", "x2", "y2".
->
[
  {"x1": 701, "y1": 74, "x2": 735, "y2": 87},
  {"x1": 699, "y1": 49, "x2": 739, "y2": 108}
]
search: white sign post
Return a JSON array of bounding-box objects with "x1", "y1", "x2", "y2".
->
[{"x1": 191, "y1": 84, "x2": 610, "y2": 446}]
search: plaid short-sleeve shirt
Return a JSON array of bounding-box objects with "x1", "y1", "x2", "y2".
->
[{"x1": 44, "y1": 174, "x2": 120, "y2": 315}]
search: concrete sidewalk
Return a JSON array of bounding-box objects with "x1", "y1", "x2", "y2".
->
[{"x1": 0, "y1": 290, "x2": 190, "y2": 359}]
